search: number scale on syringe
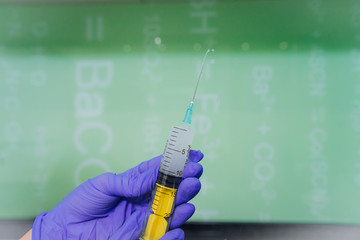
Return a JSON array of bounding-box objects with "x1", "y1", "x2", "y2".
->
[{"x1": 160, "y1": 126, "x2": 193, "y2": 178}]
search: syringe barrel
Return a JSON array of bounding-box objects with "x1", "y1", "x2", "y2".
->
[
  {"x1": 140, "y1": 125, "x2": 194, "y2": 240},
  {"x1": 156, "y1": 172, "x2": 182, "y2": 189}
]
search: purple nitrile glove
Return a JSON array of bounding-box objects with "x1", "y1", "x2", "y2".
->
[{"x1": 32, "y1": 150, "x2": 204, "y2": 240}]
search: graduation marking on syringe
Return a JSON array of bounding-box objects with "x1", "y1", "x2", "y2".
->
[
  {"x1": 173, "y1": 126, "x2": 187, "y2": 132},
  {"x1": 168, "y1": 148, "x2": 181, "y2": 153}
]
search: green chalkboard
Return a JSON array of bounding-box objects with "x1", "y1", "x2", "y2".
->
[{"x1": 1, "y1": 0, "x2": 360, "y2": 225}]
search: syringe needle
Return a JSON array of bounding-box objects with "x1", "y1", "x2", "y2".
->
[
  {"x1": 191, "y1": 48, "x2": 214, "y2": 103},
  {"x1": 183, "y1": 49, "x2": 214, "y2": 125}
]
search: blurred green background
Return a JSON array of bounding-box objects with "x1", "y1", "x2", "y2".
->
[{"x1": 1, "y1": 0, "x2": 360, "y2": 225}]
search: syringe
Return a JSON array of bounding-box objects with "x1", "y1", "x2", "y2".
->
[{"x1": 139, "y1": 49, "x2": 214, "y2": 240}]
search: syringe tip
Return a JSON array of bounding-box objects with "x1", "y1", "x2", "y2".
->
[{"x1": 183, "y1": 102, "x2": 194, "y2": 125}]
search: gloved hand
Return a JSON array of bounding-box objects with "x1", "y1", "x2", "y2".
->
[{"x1": 32, "y1": 150, "x2": 204, "y2": 240}]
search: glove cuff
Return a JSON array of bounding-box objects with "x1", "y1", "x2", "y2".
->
[{"x1": 32, "y1": 212, "x2": 48, "y2": 240}]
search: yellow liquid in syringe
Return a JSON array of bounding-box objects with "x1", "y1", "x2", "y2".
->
[{"x1": 142, "y1": 184, "x2": 177, "y2": 240}]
